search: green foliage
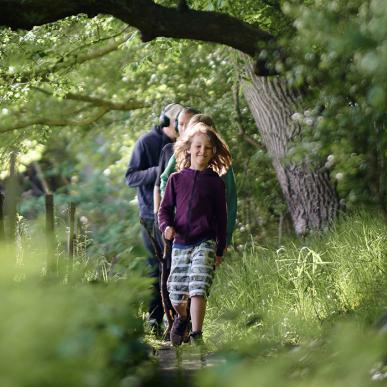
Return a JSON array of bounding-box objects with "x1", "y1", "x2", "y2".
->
[
  {"x1": 280, "y1": 0, "x2": 387, "y2": 212},
  {"x1": 198, "y1": 212, "x2": 387, "y2": 385},
  {"x1": 1, "y1": 0, "x2": 386, "y2": 255},
  {"x1": 205, "y1": 213, "x2": 386, "y2": 346},
  {"x1": 0, "y1": 241, "x2": 153, "y2": 387},
  {"x1": 1, "y1": 14, "x2": 284, "y2": 252},
  {"x1": 187, "y1": 0, "x2": 291, "y2": 34},
  {"x1": 197, "y1": 323, "x2": 385, "y2": 387}
]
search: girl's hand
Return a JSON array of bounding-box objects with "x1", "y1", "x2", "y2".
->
[
  {"x1": 215, "y1": 256, "x2": 222, "y2": 266},
  {"x1": 164, "y1": 226, "x2": 176, "y2": 240}
]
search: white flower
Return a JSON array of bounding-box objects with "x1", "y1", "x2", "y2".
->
[
  {"x1": 291, "y1": 112, "x2": 303, "y2": 121},
  {"x1": 325, "y1": 155, "x2": 335, "y2": 169},
  {"x1": 335, "y1": 172, "x2": 344, "y2": 181},
  {"x1": 304, "y1": 109, "x2": 313, "y2": 117},
  {"x1": 71, "y1": 175, "x2": 79, "y2": 184},
  {"x1": 80, "y1": 216, "x2": 89, "y2": 225},
  {"x1": 304, "y1": 117, "x2": 314, "y2": 126}
]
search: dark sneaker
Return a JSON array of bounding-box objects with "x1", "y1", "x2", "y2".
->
[
  {"x1": 170, "y1": 316, "x2": 188, "y2": 346},
  {"x1": 190, "y1": 330, "x2": 204, "y2": 346}
]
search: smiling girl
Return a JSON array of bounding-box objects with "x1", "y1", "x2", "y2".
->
[{"x1": 158, "y1": 122, "x2": 232, "y2": 346}]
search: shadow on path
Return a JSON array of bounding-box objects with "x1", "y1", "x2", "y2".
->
[{"x1": 153, "y1": 342, "x2": 226, "y2": 387}]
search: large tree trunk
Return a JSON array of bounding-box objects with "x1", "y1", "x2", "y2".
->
[{"x1": 243, "y1": 66, "x2": 340, "y2": 235}]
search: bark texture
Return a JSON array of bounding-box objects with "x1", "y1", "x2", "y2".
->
[{"x1": 243, "y1": 65, "x2": 340, "y2": 234}]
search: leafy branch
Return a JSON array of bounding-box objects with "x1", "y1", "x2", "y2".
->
[
  {"x1": 31, "y1": 86, "x2": 147, "y2": 111},
  {"x1": 0, "y1": 0, "x2": 278, "y2": 75},
  {"x1": 0, "y1": 108, "x2": 110, "y2": 133},
  {"x1": 0, "y1": 90, "x2": 148, "y2": 133},
  {"x1": 1, "y1": 29, "x2": 136, "y2": 84}
]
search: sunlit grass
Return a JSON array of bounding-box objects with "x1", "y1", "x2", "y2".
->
[{"x1": 200, "y1": 213, "x2": 387, "y2": 386}]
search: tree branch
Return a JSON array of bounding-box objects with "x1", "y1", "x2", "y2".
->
[
  {"x1": 0, "y1": 108, "x2": 110, "y2": 133},
  {"x1": 0, "y1": 87, "x2": 148, "y2": 133},
  {"x1": 1, "y1": 30, "x2": 136, "y2": 84},
  {"x1": 0, "y1": 0, "x2": 276, "y2": 75},
  {"x1": 31, "y1": 86, "x2": 147, "y2": 111}
]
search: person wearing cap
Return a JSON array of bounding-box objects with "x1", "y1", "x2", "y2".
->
[{"x1": 125, "y1": 103, "x2": 183, "y2": 335}]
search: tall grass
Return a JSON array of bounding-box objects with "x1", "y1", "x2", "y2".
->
[
  {"x1": 206, "y1": 213, "x2": 386, "y2": 347},
  {"x1": 196, "y1": 213, "x2": 386, "y2": 386}
]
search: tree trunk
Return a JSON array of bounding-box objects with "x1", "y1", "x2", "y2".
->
[{"x1": 243, "y1": 66, "x2": 340, "y2": 235}]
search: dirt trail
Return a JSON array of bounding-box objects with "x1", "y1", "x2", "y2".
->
[{"x1": 154, "y1": 342, "x2": 226, "y2": 386}]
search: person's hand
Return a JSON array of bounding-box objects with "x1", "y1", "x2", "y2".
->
[
  {"x1": 164, "y1": 226, "x2": 176, "y2": 240},
  {"x1": 215, "y1": 255, "x2": 222, "y2": 266}
]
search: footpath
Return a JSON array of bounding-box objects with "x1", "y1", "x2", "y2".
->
[{"x1": 153, "y1": 342, "x2": 226, "y2": 387}]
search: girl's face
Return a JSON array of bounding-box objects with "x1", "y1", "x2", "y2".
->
[{"x1": 189, "y1": 132, "x2": 214, "y2": 171}]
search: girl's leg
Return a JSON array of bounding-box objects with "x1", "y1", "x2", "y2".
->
[
  {"x1": 168, "y1": 246, "x2": 191, "y2": 319},
  {"x1": 190, "y1": 295, "x2": 206, "y2": 332}
]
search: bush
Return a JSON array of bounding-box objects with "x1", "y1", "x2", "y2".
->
[{"x1": 0, "y1": 243, "x2": 153, "y2": 387}]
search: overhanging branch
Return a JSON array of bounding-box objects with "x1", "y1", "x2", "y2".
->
[
  {"x1": 31, "y1": 86, "x2": 147, "y2": 111},
  {"x1": 0, "y1": 91, "x2": 148, "y2": 133},
  {"x1": 1, "y1": 30, "x2": 136, "y2": 84},
  {"x1": 0, "y1": 0, "x2": 277, "y2": 75},
  {"x1": 0, "y1": 108, "x2": 110, "y2": 133}
]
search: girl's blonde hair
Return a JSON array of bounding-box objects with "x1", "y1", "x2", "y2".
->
[
  {"x1": 187, "y1": 113, "x2": 215, "y2": 128},
  {"x1": 174, "y1": 121, "x2": 232, "y2": 176}
]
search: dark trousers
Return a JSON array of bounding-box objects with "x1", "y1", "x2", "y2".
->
[{"x1": 141, "y1": 217, "x2": 164, "y2": 325}]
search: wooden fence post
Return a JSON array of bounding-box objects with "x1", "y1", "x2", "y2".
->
[
  {"x1": 45, "y1": 193, "x2": 55, "y2": 272},
  {"x1": 7, "y1": 151, "x2": 18, "y2": 242},
  {"x1": 68, "y1": 202, "x2": 76, "y2": 260}
]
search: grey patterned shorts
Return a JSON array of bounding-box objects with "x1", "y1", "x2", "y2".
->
[{"x1": 167, "y1": 240, "x2": 216, "y2": 304}]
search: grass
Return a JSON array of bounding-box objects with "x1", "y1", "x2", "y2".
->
[
  {"x1": 2, "y1": 211, "x2": 386, "y2": 386},
  {"x1": 197, "y1": 212, "x2": 387, "y2": 386}
]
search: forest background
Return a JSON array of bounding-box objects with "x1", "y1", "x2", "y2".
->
[{"x1": 0, "y1": 1, "x2": 386, "y2": 386}]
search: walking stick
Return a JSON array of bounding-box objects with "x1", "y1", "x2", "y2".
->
[{"x1": 140, "y1": 218, "x2": 176, "y2": 336}]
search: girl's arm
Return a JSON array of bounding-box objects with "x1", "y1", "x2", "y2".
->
[{"x1": 158, "y1": 174, "x2": 176, "y2": 237}]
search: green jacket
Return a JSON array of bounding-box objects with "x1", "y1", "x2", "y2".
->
[{"x1": 160, "y1": 155, "x2": 237, "y2": 245}]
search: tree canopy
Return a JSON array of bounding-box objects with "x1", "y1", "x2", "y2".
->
[{"x1": 0, "y1": 0, "x2": 386, "y2": 242}]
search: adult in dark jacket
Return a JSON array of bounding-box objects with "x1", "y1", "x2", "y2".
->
[
  {"x1": 153, "y1": 107, "x2": 199, "y2": 216},
  {"x1": 125, "y1": 103, "x2": 183, "y2": 334}
]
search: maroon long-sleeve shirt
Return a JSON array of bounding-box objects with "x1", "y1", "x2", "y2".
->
[{"x1": 158, "y1": 167, "x2": 227, "y2": 256}]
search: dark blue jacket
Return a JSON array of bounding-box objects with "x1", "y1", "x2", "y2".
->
[{"x1": 125, "y1": 125, "x2": 173, "y2": 219}]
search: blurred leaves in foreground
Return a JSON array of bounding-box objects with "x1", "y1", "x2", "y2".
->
[
  {"x1": 0, "y1": 239, "x2": 153, "y2": 387},
  {"x1": 197, "y1": 322, "x2": 386, "y2": 387}
]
